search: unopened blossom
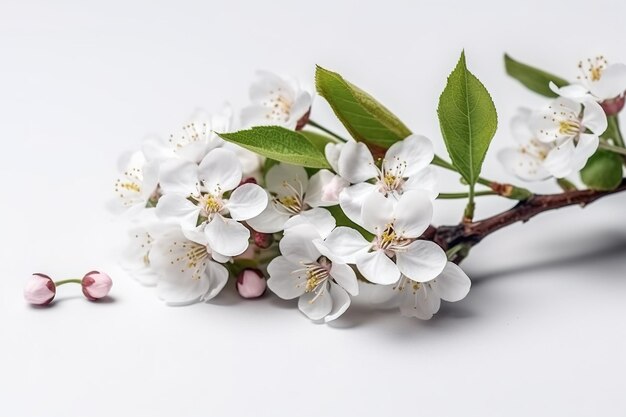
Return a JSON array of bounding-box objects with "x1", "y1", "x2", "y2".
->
[
  {"x1": 498, "y1": 108, "x2": 553, "y2": 181},
  {"x1": 236, "y1": 269, "x2": 267, "y2": 299},
  {"x1": 328, "y1": 135, "x2": 438, "y2": 226},
  {"x1": 112, "y1": 151, "x2": 159, "y2": 214},
  {"x1": 24, "y1": 274, "x2": 56, "y2": 305},
  {"x1": 530, "y1": 96, "x2": 607, "y2": 178},
  {"x1": 156, "y1": 148, "x2": 268, "y2": 258},
  {"x1": 240, "y1": 71, "x2": 312, "y2": 130},
  {"x1": 247, "y1": 163, "x2": 338, "y2": 233},
  {"x1": 550, "y1": 56, "x2": 626, "y2": 103},
  {"x1": 81, "y1": 271, "x2": 113, "y2": 301},
  {"x1": 394, "y1": 262, "x2": 471, "y2": 319},
  {"x1": 267, "y1": 212, "x2": 358, "y2": 322},
  {"x1": 321, "y1": 191, "x2": 446, "y2": 285},
  {"x1": 149, "y1": 227, "x2": 229, "y2": 305}
]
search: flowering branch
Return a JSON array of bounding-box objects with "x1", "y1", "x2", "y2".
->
[{"x1": 429, "y1": 179, "x2": 626, "y2": 263}]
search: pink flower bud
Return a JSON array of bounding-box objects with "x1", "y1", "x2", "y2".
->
[
  {"x1": 321, "y1": 175, "x2": 349, "y2": 203},
  {"x1": 253, "y1": 230, "x2": 274, "y2": 249},
  {"x1": 600, "y1": 95, "x2": 625, "y2": 116},
  {"x1": 81, "y1": 271, "x2": 113, "y2": 301},
  {"x1": 24, "y1": 273, "x2": 56, "y2": 305},
  {"x1": 236, "y1": 268, "x2": 266, "y2": 299}
]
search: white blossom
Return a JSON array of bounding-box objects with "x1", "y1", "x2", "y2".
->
[
  {"x1": 267, "y1": 210, "x2": 358, "y2": 322},
  {"x1": 498, "y1": 108, "x2": 553, "y2": 181},
  {"x1": 240, "y1": 71, "x2": 312, "y2": 130},
  {"x1": 156, "y1": 148, "x2": 267, "y2": 258},
  {"x1": 320, "y1": 191, "x2": 446, "y2": 285},
  {"x1": 529, "y1": 96, "x2": 607, "y2": 178},
  {"x1": 247, "y1": 163, "x2": 339, "y2": 233},
  {"x1": 328, "y1": 135, "x2": 437, "y2": 226}
]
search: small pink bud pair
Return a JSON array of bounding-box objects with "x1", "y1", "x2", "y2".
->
[
  {"x1": 24, "y1": 271, "x2": 113, "y2": 306},
  {"x1": 236, "y1": 268, "x2": 266, "y2": 299}
]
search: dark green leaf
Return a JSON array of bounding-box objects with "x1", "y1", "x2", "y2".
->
[
  {"x1": 580, "y1": 149, "x2": 624, "y2": 191},
  {"x1": 504, "y1": 54, "x2": 569, "y2": 97}
]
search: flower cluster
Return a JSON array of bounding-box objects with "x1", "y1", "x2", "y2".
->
[
  {"x1": 499, "y1": 56, "x2": 626, "y2": 181},
  {"x1": 113, "y1": 71, "x2": 471, "y2": 322}
]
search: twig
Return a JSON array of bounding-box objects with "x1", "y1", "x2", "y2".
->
[{"x1": 426, "y1": 179, "x2": 626, "y2": 264}]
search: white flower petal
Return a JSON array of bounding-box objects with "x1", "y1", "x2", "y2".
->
[
  {"x1": 581, "y1": 100, "x2": 608, "y2": 135},
  {"x1": 198, "y1": 148, "x2": 242, "y2": 193},
  {"x1": 403, "y1": 166, "x2": 439, "y2": 200},
  {"x1": 356, "y1": 250, "x2": 400, "y2": 285},
  {"x1": 157, "y1": 274, "x2": 211, "y2": 306},
  {"x1": 338, "y1": 182, "x2": 376, "y2": 227},
  {"x1": 226, "y1": 183, "x2": 268, "y2": 221},
  {"x1": 330, "y1": 263, "x2": 358, "y2": 296},
  {"x1": 570, "y1": 133, "x2": 599, "y2": 173},
  {"x1": 298, "y1": 282, "x2": 333, "y2": 321},
  {"x1": 284, "y1": 207, "x2": 336, "y2": 239},
  {"x1": 498, "y1": 148, "x2": 551, "y2": 182},
  {"x1": 205, "y1": 215, "x2": 250, "y2": 257},
  {"x1": 155, "y1": 193, "x2": 201, "y2": 230},
  {"x1": 384, "y1": 134, "x2": 434, "y2": 177},
  {"x1": 246, "y1": 199, "x2": 291, "y2": 233},
  {"x1": 360, "y1": 192, "x2": 395, "y2": 234},
  {"x1": 325, "y1": 142, "x2": 343, "y2": 172},
  {"x1": 324, "y1": 282, "x2": 351, "y2": 322},
  {"x1": 337, "y1": 141, "x2": 377, "y2": 183},
  {"x1": 392, "y1": 191, "x2": 433, "y2": 238},
  {"x1": 320, "y1": 226, "x2": 371, "y2": 264},
  {"x1": 267, "y1": 256, "x2": 306, "y2": 299},
  {"x1": 158, "y1": 159, "x2": 200, "y2": 195},
  {"x1": 395, "y1": 240, "x2": 447, "y2": 282},
  {"x1": 279, "y1": 224, "x2": 321, "y2": 264},
  {"x1": 266, "y1": 163, "x2": 308, "y2": 198},
  {"x1": 549, "y1": 81, "x2": 591, "y2": 102},
  {"x1": 543, "y1": 139, "x2": 576, "y2": 178},
  {"x1": 589, "y1": 63, "x2": 626, "y2": 100},
  {"x1": 510, "y1": 108, "x2": 533, "y2": 144},
  {"x1": 200, "y1": 261, "x2": 229, "y2": 302},
  {"x1": 430, "y1": 262, "x2": 471, "y2": 302},
  {"x1": 304, "y1": 169, "x2": 339, "y2": 207},
  {"x1": 399, "y1": 282, "x2": 440, "y2": 319}
]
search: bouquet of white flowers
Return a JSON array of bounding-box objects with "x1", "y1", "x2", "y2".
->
[{"x1": 110, "y1": 52, "x2": 626, "y2": 323}]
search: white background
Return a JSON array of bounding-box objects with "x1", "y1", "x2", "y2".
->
[{"x1": 1, "y1": 1, "x2": 625, "y2": 416}]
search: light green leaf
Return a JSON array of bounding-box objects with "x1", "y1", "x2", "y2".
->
[
  {"x1": 315, "y1": 66, "x2": 411, "y2": 148},
  {"x1": 580, "y1": 149, "x2": 624, "y2": 191},
  {"x1": 504, "y1": 54, "x2": 569, "y2": 97},
  {"x1": 437, "y1": 51, "x2": 498, "y2": 187},
  {"x1": 218, "y1": 126, "x2": 330, "y2": 168},
  {"x1": 299, "y1": 130, "x2": 336, "y2": 154}
]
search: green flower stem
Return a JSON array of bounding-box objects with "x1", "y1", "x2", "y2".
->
[
  {"x1": 438, "y1": 191, "x2": 498, "y2": 199},
  {"x1": 307, "y1": 120, "x2": 347, "y2": 143},
  {"x1": 432, "y1": 155, "x2": 533, "y2": 200},
  {"x1": 54, "y1": 278, "x2": 82, "y2": 286},
  {"x1": 556, "y1": 178, "x2": 578, "y2": 192},
  {"x1": 606, "y1": 115, "x2": 625, "y2": 148},
  {"x1": 599, "y1": 142, "x2": 626, "y2": 156}
]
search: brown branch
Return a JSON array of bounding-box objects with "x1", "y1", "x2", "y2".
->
[{"x1": 428, "y1": 179, "x2": 626, "y2": 264}]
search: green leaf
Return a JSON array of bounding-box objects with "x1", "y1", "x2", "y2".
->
[
  {"x1": 218, "y1": 126, "x2": 330, "y2": 169},
  {"x1": 326, "y1": 205, "x2": 374, "y2": 241},
  {"x1": 504, "y1": 54, "x2": 569, "y2": 97},
  {"x1": 580, "y1": 149, "x2": 624, "y2": 191},
  {"x1": 315, "y1": 65, "x2": 411, "y2": 148},
  {"x1": 299, "y1": 130, "x2": 335, "y2": 154},
  {"x1": 437, "y1": 51, "x2": 498, "y2": 187}
]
